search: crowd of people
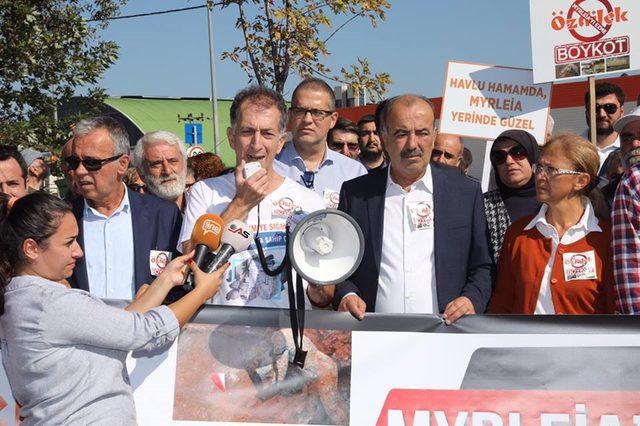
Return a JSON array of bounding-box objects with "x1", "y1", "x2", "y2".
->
[{"x1": 1, "y1": 77, "x2": 640, "y2": 422}]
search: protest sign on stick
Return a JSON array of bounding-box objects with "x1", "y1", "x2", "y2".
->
[
  {"x1": 529, "y1": 0, "x2": 638, "y2": 144},
  {"x1": 439, "y1": 61, "x2": 552, "y2": 190}
]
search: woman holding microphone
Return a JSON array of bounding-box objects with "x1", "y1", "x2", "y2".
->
[
  {"x1": 489, "y1": 134, "x2": 614, "y2": 315},
  {"x1": 0, "y1": 192, "x2": 227, "y2": 425}
]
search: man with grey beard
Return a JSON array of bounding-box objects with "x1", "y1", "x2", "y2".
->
[{"x1": 133, "y1": 131, "x2": 188, "y2": 212}]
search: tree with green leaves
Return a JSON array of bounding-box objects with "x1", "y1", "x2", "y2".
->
[
  {"x1": 0, "y1": 1, "x2": 124, "y2": 152},
  {"x1": 219, "y1": 0, "x2": 392, "y2": 101}
]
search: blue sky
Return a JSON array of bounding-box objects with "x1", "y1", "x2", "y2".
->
[{"x1": 98, "y1": 1, "x2": 534, "y2": 100}]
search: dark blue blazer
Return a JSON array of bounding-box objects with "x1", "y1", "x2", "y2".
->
[
  {"x1": 332, "y1": 163, "x2": 493, "y2": 313},
  {"x1": 69, "y1": 189, "x2": 183, "y2": 294}
]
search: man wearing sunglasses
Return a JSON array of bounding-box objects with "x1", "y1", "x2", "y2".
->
[
  {"x1": 276, "y1": 78, "x2": 366, "y2": 208},
  {"x1": 431, "y1": 133, "x2": 464, "y2": 167},
  {"x1": 582, "y1": 82, "x2": 626, "y2": 175},
  {"x1": 67, "y1": 116, "x2": 182, "y2": 302},
  {"x1": 327, "y1": 117, "x2": 360, "y2": 160}
]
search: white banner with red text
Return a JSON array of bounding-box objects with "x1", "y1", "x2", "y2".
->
[{"x1": 1, "y1": 306, "x2": 640, "y2": 425}]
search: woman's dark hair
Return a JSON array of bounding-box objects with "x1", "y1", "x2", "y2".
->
[
  {"x1": 0, "y1": 193, "x2": 72, "y2": 315},
  {"x1": 188, "y1": 153, "x2": 226, "y2": 181}
]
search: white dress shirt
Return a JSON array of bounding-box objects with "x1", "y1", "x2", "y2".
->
[
  {"x1": 83, "y1": 185, "x2": 135, "y2": 300},
  {"x1": 581, "y1": 129, "x2": 620, "y2": 172},
  {"x1": 375, "y1": 165, "x2": 438, "y2": 313},
  {"x1": 524, "y1": 199, "x2": 601, "y2": 314}
]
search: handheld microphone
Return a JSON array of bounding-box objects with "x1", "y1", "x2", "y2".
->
[
  {"x1": 204, "y1": 219, "x2": 253, "y2": 273},
  {"x1": 183, "y1": 214, "x2": 224, "y2": 288}
]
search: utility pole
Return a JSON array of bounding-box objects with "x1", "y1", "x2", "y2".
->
[{"x1": 206, "y1": 0, "x2": 220, "y2": 154}]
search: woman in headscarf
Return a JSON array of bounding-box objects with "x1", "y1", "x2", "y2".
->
[{"x1": 483, "y1": 129, "x2": 541, "y2": 264}]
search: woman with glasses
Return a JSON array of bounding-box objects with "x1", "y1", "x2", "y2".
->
[
  {"x1": 0, "y1": 193, "x2": 228, "y2": 424},
  {"x1": 484, "y1": 129, "x2": 541, "y2": 264},
  {"x1": 489, "y1": 134, "x2": 614, "y2": 314}
]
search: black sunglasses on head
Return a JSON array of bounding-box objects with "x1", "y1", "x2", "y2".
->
[
  {"x1": 65, "y1": 154, "x2": 123, "y2": 172},
  {"x1": 490, "y1": 145, "x2": 528, "y2": 165}
]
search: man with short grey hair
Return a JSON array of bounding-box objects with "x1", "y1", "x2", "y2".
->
[
  {"x1": 133, "y1": 130, "x2": 188, "y2": 211},
  {"x1": 67, "y1": 116, "x2": 182, "y2": 301}
]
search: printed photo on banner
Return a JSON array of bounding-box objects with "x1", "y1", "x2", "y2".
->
[
  {"x1": 172, "y1": 324, "x2": 352, "y2": 425},
  {"x1": 530, "y1": 0, "x2": 638, "y2": 83}
]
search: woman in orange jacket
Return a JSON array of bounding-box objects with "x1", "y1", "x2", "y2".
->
[{"x1": 489, "y1": 133, "x2": 615, "y2": 314}]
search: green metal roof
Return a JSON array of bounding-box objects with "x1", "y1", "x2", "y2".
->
[{"x1": 103, "y1": 97, "x2": 235, "y2": 166}]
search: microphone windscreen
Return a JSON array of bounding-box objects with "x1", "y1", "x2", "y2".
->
[
  {"x1": 190, "y1": 214, "x2": 224, "y2": 251},
  {"x1": 220, "y1": 219, "x2": 254, "y2": 252}
]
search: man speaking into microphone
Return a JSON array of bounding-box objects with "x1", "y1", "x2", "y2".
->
[{"x1": 179, "y1": 86, "x2": 328, "y2": 308}]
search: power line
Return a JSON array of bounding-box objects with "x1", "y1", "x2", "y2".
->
[{"x1": 85, "y1": 3, "x2": 223, "y2": 22}]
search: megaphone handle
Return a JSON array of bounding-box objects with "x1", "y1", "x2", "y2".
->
[{"x1": 286, "y1": 257, "x2": 308, "y2": 368}]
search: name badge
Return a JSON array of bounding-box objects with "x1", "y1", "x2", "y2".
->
[
  {"x1": 408, "y1": 201, "x2": 434, "y2": 230},
  {"x1": 562, "y1": 250, "x2": 597, "y2": 281},
  {"x1": 150, "y1": 250, "x2": 173, "y2": 277},
  {"x1": 272, "y1": 197, "x2": 297, "y2": 218},
  {"x1": 323, "y1": 188, "x2": 340, "y2": 209}
]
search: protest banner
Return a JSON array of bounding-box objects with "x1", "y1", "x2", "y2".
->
[
  {"x1": 439, "y1": 61, "x2": 552, "y2": 143},
  {"x1": 1, "y1": 305, "x2": 639, "y2": 425},
  {"x1": 530, "y1": 0, "x2": 639, "y2": 84},
  {"x1": 438, "y1": 61, "x2": 552, "y2": 190}
]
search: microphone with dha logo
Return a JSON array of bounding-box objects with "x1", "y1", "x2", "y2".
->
[
  {"x1": 204, "y1": 220, "x2": 253, "y2": 273},
  {"x1": 183, "y1": 214, "x2": 224, "y2": 288}
]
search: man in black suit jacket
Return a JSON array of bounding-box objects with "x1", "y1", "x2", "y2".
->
[
  {"x1": 66, "y1": 116, "x2": 182, "y2": 298},
  {"x1": 69, "y1": 189, "x2": 182, "y2": 293},
  {"x1": 332, "y1": 95, "x2": 492, "y2": 324}
]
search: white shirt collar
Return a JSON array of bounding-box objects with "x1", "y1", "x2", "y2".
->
[
  {"x1": 524, "y1": 198, "x2": 601, "y2": 244},
  {"x1": 386, "y1": 164, "x2": 433, "y2": 194},
  {"x1": 84, "y1": 183, "x2": 131, "y2": 219}
]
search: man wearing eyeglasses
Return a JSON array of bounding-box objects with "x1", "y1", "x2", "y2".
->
[
  {"x1": 327, "y1": 117, "x2": 360, "y2": 160},
  {"x1": 582, "y1": 82, "x2": 626, "y2": 176},
  {"x1": 67, "y1": 116, "x2": 182, "y2": 301},
  {"x1": 431, "y1": 133, "x2": 464, "y2": 167},
  {"x1": 276, "y1": 78, "x2": 366, "y2": 209}
]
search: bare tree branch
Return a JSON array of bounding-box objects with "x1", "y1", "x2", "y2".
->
[{"x1": 237, "y1": 1, "x2": 264, "y2": 86}]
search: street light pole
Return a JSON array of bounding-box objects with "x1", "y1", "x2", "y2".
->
[{"x1": 206, "y1": 0, "x2": 220, "y2": 154}]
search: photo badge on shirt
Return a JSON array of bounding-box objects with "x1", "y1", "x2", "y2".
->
[
  {"x1": 272, "y1": 196, "x2": 297, "y2": 218},
  {"x1": 407, "y1": 201, "x2": 434, "y2": 230},
  {"x1": 323, "y1": 188, "x2": 340, "y2": 209},
  {"x1": 150, "y1": 250, "x2": 173, "y2": 276},
  {"x1": 562, "y1": 250, "x2": 598, "y2": 281}
]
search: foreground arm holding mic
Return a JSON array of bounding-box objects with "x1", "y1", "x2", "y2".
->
[{"x1": 0, "y1": 193, "x2": 229, "y2": 424}]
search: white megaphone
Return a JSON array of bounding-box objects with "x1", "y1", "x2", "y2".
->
[{"x1": 287, "y1": 209, "x2": 365, "y2": 285}]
